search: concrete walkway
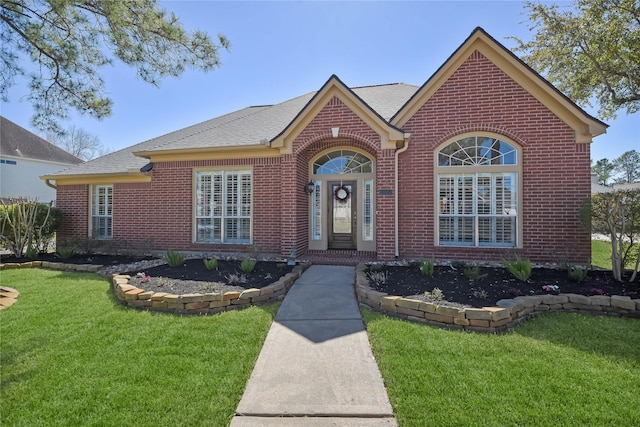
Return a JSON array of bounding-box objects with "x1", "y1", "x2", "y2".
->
[{"x1": 230, "y1": 265, "x2": 397, "y2": 426}]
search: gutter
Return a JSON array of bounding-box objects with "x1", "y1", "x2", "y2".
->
[
  {"x1": 394, "y1": 133, "x2": 411, "y2": 258},
  {"x1": 44, "y1": 179, "x2": 57, "y2": 190}
]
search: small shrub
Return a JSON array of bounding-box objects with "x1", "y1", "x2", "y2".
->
[
  {"x1": 567, "y1": 265, "x2": 588, "y2": 282},
  {"x1": 239, "y1": 258, "x2": 257, "y2": 274},
  {"x1": 26, "y1": 245, "x2": 38, "y2": 259},
  {"x1": 55, "y1": 246, "x2": 77, "y2": 259},
  {"x1": 463, "y1": 266, "x2": 487, "y2": 281},
  {"x1": 203, "y1": 258, "x2": 218, "y2": 271},
  {"x1": 276, "y1": 262, "x2": 288, "y2": 270},
  {"x1": 503, "y1": 256, "x2": 532, "y2": 281},
  {"x1": 419, "y1": 259, "x2": 435, "y2": 277},
  {"x1": 164, "y1": 250, "x2": 185, "y2": 268},
  {"x1": 367, "y1": 270, "x2": 389, "y2": 285},
  {"x1": 424, "y1": 287, "x2": 444, "y2": 301},
  {"x1": 590, "y1": 287, "x2": 604, "y2": 295},
  {"x1": 225, "y1": 273, "x2": 247, "y2": 284},
  {"x1": 369, "y1": 263, "x2": 384, "y2": 272}
]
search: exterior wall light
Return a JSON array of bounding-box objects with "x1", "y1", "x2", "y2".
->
[{"x1": 304, "y1": 181, "x2": 315, "y2": 194}]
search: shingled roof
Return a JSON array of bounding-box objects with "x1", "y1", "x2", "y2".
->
[
  {"x1": 44, "y1": 82, "x2": 419, "y2": 177},
  {"x1": 1, "y1": 116, "x2": 83, "y2": 165}
]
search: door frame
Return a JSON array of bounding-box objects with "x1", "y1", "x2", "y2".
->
[{"x1": 327, "y1": 181, "x2": 357, "y2": 249}]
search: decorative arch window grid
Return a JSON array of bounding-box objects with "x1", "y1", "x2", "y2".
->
[
  {"x1": 313, "y1": 150, "x2": 373, "y2": 174},
  {"x1": 437, "y1": 137, "x2": 518, "y2": 247},
  {"x1": 438, "y1": 136, "x2": 517, "y2": 166}
]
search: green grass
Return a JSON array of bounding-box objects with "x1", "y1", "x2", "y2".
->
[
  {"x1": 363, "y1": 309, "x2": 640, "y2": 427},
  {"x1": 592, "y1": 239, "x2": 638, "y2": 269},
  {"x1": 1, "y1": 269, "x2": 278, "y2": 426}
]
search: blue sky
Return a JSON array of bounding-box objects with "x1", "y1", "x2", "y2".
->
[{"x1": 2, "y1": 1, "x2": 638, "y2": 162}]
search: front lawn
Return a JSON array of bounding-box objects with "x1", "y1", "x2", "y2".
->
[
  {"x1": 1, "y1": 269, "x2": 277, "y2": 426},
  {"x1": 364, "y1": 309, "x2": 640, "y2": 426}
]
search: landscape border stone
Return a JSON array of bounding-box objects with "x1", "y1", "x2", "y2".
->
[
  {"x1": 355, "y1": 264, "x2": 640, "y2": 333},
  {"x1": 0, "y1": 260, "x2": 309, "y2": 315}
]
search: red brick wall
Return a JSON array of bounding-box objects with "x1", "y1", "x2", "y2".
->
[
  {"x1": 56, "y1": 158, "x2": 282, "y2": 255},
  {"x1": 397, "y1": 50, "x2": 591, "y2": 263},
  {"x1": 290, "y1": 96, "x2": 397, "y2": 259},
  {"x1": 56, "y1": 184, "x2": 89, "y2": 243}
]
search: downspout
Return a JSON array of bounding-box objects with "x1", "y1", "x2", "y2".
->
[
  {"x1": 44, "y1": 179, "x2": 57, "y2": 190},
  {"x1": 394, "y1": 133, "x2": 411, "y2": 258}
]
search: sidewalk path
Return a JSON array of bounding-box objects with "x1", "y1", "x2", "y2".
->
[{"x1": 231, "y1": 265, "x2": 397, "y2": 426}]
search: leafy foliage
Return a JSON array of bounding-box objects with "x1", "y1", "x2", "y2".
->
[
  {"x1": 612, "y1": 150, "x2": 640, "y2": 184},
  {"x1": 203, "y1": 258, "x2": 218, "y2": 271},
  {"x1": 588, "y1": 189, "x2": 640, "y2": 281},
  {"x1": 423, "y1": 287, "x2": 444, "y2": 301},
  {"x1": 367, "y1": 270, "x2": 389, "y2": 285},
  {"x1": 239, "y1": 258, "x2": 257, "y2": 274},
  {"x1": 164, "y1": 250, "x2": 185, "y2": 268},
  {"x1": 503, "y1": 256, "x2": 532, "y2": 281},
  {"x1": 463, "y1": 266, "x2": 488, "y2": 281},
  {"x1": 567, "y1": 265, "x2": 588, "y2": 282},
  {"x1": 591, "y1": 158, "x2": 616, "y2": 185},
  {"x1": 512, "y1": 0, "x2": 640, "y2": 119},
  {"x1": 55, "y1": 246, "x2": 78, "y2": 259},
  {"x1": 0, "y1": 0, "x2": 229, "y2": 133},
  {"x1": 419, "y1": 259, "x2": 435, "y2": 278}
]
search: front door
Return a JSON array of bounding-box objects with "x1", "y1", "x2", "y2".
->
[{"x1": 328, "y1": 181, "x2": 356, "y2": 249}]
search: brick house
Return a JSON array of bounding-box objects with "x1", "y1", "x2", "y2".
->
[{"x1": 43, "y1": 28, "x2": 606, "y2": 264}]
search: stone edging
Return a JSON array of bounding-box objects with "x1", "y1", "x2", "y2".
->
[
  {"x1": 0, "y1": 286, "x2": 19, "y2": 310},
  {"x1": 0, "y1": 261, "x2": 309, "y2": 315},
  {"x1": 355, "y1": 264, "x2": 640, "y2": 333},
  {"x1": 111, "y1": 263, "x2": 310, "y2": 315}
]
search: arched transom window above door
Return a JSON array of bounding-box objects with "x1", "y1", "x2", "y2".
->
[
  {"x1": 438, "y1": 136, "x2": 517, "y2": 166},
  {"x1": 313, "y1": 150, "x2": 373, "y2": 174}
]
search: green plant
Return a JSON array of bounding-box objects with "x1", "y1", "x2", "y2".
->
[
  {"x1": 367, "y1": 270, "x2": 389, "y2": 285},
  {"x1": 471, "y1": 288, "x2": 489, "y2": 299},
  {"x1": 419, "y1": 259, "x2": 435, "y2": 277},
  {"x1": 369, "y1": 262, "x2": 384, "y2": 272},
  {"x1": 26, "y1": 245, "x2": 39, "y2": 259},
  {"x1": 567, "y1": 265, "x2": 588, "y2": 282},
  {"x1": 55, "y1": 246, "x2": 77, "y2": 259},
  {"x1": 423, "y1": 287, "x2": 444, "y2": 301},
  {"x1": 276, "y1": 262, "x2": 288, "y2": 270},
  {"x1": 164, "y1": 250, "x2": 185, "y2": 267},
  {"x1": 463, "y1": 266, "x2": 487, "y2": 281},
  {"x1": 503, "y1": 256, "x2": 532, "y2": 281},
  {"x1": 204, "y1": 258, "x2": 218, "y2": 270},
  {"x1": 239, "y1": 258, "x2": 257, "y2": 274}
]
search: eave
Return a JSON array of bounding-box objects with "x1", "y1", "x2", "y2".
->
[
  {"x1": 132, "y1": 144, "x2": 279, "y2": 162},
  {"x1": 392, "y1": 27, "x2": 608, "y2": 143},
  {"x1": 270, "y1": 75, "x2": 406, "y2": 153},
  {"x1": 40, "y1": 172, "x2": 152, "y2": 186}
]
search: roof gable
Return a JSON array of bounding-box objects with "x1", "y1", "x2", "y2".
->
[
  {"x1": 1, "y1": 116, "x2": 83, "y2": 165},
  {"x1": 392, "y1": 27, "x2": 607, "y2": 143},
  {"x1": 270, "y1": 75, "x2": 406, "y2": 153}
]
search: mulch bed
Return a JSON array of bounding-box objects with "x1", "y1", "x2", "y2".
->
[
  {"x1": 367, "y1": 265, "x2": 639, "y2": 308},
  {"x1": 121, "y1": 259, "x2": 294, "y2": 295}
]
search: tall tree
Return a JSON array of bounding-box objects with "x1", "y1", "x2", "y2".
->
[
  {"x1": 45, "y1": 125, "x2": 109, "y2": 161},
  {"x1": 591, "y1": 158, "x2": 616, "y2": 185},
  {"x1": 512, "y1": 0, "x2": 640, "y2": 119},
  {"x1": 0, "y1": 0, "x2": 229, "y2": 133},
  {"x1": 613, "y1": 150, "x2": 640, "y2": 183}
]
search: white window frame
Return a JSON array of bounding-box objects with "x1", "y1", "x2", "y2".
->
[
  {"x1": 90, "y1": 185, "x2": 113, "y2": 239},
  {"x1": 435, "y1": 134, "x2": 521, "y2": 248},
  {"x1": 194, "y1": 169, "x2": 252, "y2": 244}
]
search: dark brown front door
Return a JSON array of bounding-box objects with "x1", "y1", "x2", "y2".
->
[{"x1": 328, "y1": 181, "x2": 356, "y2": 249}]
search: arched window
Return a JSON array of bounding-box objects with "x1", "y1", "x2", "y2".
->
[
  {"x1": 313, "y1": 150, "x2": 373, "y2": 174},
  {"x1": 436, "y1": 135, "x2": 519, "y2": 247}
]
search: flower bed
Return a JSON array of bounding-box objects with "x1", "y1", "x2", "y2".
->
[{"x1": 355, "y1": 264, "x2": 640, "y2": 333}]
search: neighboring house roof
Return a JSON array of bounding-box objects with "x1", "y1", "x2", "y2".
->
[
  {"x1": 42, "y1": 27, "x2": 607, "y2": 182},
  {"x1": 0, "y1": 116, "x2": 83, "y2": 165}
]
